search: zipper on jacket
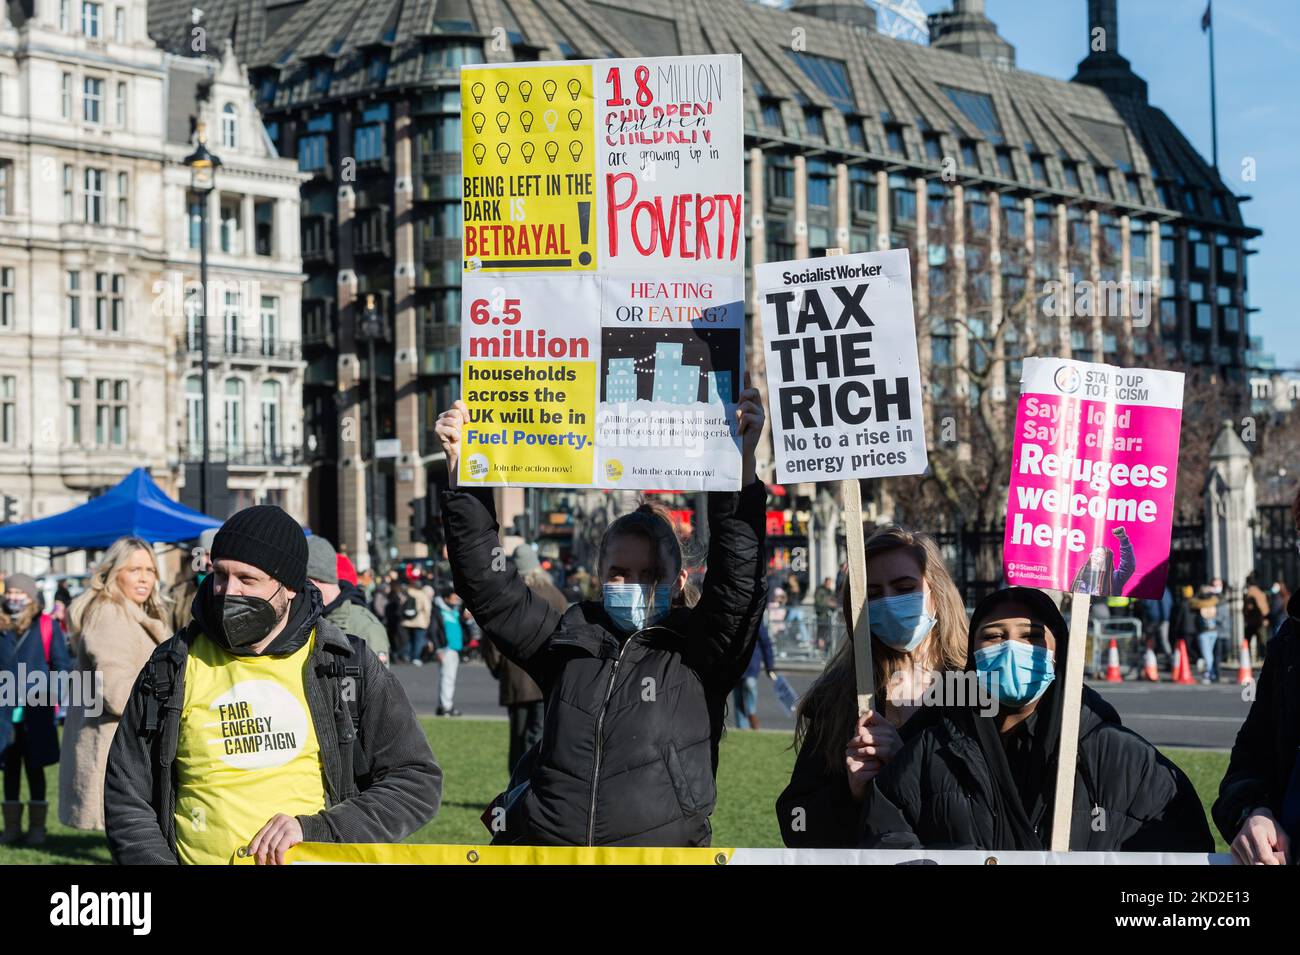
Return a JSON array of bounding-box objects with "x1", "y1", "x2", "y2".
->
[{"x1": 586, "y1": 633, "x2": 639, "y2": 846}]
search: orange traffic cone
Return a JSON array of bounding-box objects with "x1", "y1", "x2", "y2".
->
[
  {"x1": 1173, "y1": 639, "x2": 1196, "y2": 685},
  {"x1": 1104, "y1": 639, "x2": 1123, "y2": 682},
  {"x1": 1237, "y1": 639, "x2": 1254, "y2": 685},
  {"x1": 1141, "y1": 641, "x2": 1159, "y2": 682}
]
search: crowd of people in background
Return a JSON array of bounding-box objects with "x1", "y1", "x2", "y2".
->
[{"x1": 0, "y1": 393, "x2": 1296, "y2": 864}]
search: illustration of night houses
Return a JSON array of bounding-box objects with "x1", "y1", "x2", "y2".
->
[
  {"x1": 651, "y1": 342, "x2": 700, "y2": 405},
  {"x1": 606, "y1": 357, "x2": 638, "y2": 403}
]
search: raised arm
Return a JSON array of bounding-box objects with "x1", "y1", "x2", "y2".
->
[
  {"x1": 436, "y1": 401, "x2": 562, "y2": 683},
  {"x1": 683, "y1": 382, "x2": 767, "y2": 680}
]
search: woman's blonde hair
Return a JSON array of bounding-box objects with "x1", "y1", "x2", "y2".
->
[
  {"x1": 793, "y1": 525, "x2": 968, "y2": 772},
  {"x1": 68, "y1": 536, "x2": 167, "y2": 637}
]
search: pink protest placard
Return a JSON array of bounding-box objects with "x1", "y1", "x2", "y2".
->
[{"x1": 1003, "y1": 358, "x2": 1185, "y2": 600}]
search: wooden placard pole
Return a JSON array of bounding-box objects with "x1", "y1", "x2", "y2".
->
[
  {"x1": 825, "y1": 247, "x2": 875, "y2": 718},
  {"x1": 1049, "y1": 593, "x2": 1092, "y2": 851}
]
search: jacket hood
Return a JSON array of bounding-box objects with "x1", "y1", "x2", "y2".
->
[{"x1": 192, "y1": 573, "x2": 324, "y2": 656}]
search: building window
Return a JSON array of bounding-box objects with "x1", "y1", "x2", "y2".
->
[
  {"x1": 996, "y1": 149, "x2": 1014, "y2": 178},
  {"x1": 62, "y1": 164, "x2": 74, "y2": 220},
  {"x1": 806, "y1": 160, "x2": 831, "y2": 209},
  {"x1": 0, "y1": 267, "x2": 12, "y2": 329},
  {"x1": 82, "y1": 1, "x2": 101, "y2": 37},
  {"x1": 354, "y1": 124, "x2": 384, "y2": 162},
  {"x1": 1194, "y1": 241, "x2": 1211, "y2": 270},
  {"x1": 803, "y1": 108, "x2": 825, "y2": 140},
  {"x1": 924, "y1": 135, "x2": 943, "y2": 162},
  {"x1": 254, "y1": 201, "x2": 274, "y2": 256},
  {"x1": 885, "y1": 125, "x2": 905, "y2": 156},
  {"x1": 83, "y1": 168, "x2": 104, "y2": 223},
  {"x1": 221, "y1": 103, "x2": 238, "y2": 150},
  {"x1": 61, "y1": 72, "x2": 72, "y2": 119},
  {"x1": 111, "y1": 273, "x2": 124, "y2": 331},
  {"x1": 850, "y1": 167, "x2": 875, "y2": 216},
  {"x1": 889, "y1": 174, "x2": 916, "y2": 226},
  {"x1": 113, "y1": 5, "x2": 125, "y2": 42},
  {"x1": 260, "y1": 296, "x2": 278, "y2": 354},
  {"x1": 92, "y1": 272, "x2": 123, "y2": 332},
  {"x1": 220, "y1": 197, "x2": 241, "y2": 253},
  {"x1": 1030, "y1": 155, "x2": 1046, "y2": 185},
  {"x1": 223, "y1": 290, "x2": 240, "y2": 352},
  {"x1": 1063, "y1": 162, "x2": 1081, "y2": 191},
  {"x1": 94, "y1": 378, "x2": 127, "y2": 447},
  {"x1": 260, "y1": 380, "x2": 281, "y2": 454},
  {"x1": 66, "y1": 271, "x2": 80, "y2": 329},
  {"x1": 67, "y1": 378, "x2": 82, "y2": 445},
  {"x1": 1001, "y1": 195, "x2": 1025, "y2": 239},
  {"x1": 766, "y1": 156, "x2": 794, "y2": 201},
  {"x1": 116, "y1": 171, "x2": 128, "y2": 224},
  {"x1": 966, "y1": 189, "x2": 990, "y2": 236},
  {"x1": 222, "y1": 378, "x2": 243, "y2": 451},
  {"x1": 115, "y1": 81, "x2": 126, "y2": 126},
  {"x1": 960, "y1": 141, "x2": 978, "y2": 170},
  {"x1": 1094, "y1": 170, "x2": 1111, "y2": 198},
  {"x1": 0, "y1": 376, "x2": 14, "y2": 446},
  {"x1": 185, "y1": 376, "x2": 202, "y2": 449},
  {"x1": 1196, "y1": 303, "x2": 1212, "y2": 330},
  {"x1": 297, "y1": 134, "x2": 328, "y2": 171},
  {"x1": 60, "y1": 0, "x2": 71, "y2": 31},
  {"x1": 83, "y1": 76, "x2": 103, "y2": 123},
  {"x1": 0, "y1": 160, "x2": 10, "y2": 216}
]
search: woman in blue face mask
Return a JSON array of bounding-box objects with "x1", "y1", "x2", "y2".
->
[
  {"x1": 858, "y1": 587, "x2": 1214, "y2": 853},
  {"x1": 777, "y1": 526, "x2": 969, "y2": 849},
  {"x1": 435, "y1": 386, "x2": 768, "y2": 849}
]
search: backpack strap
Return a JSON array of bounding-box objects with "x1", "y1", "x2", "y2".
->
[
  {"x1": 139, "y1": 630, "x2": 193, "y2": 737},
  {"x1": 314, "y1": 634, "x2": 367, "y2": 739}
]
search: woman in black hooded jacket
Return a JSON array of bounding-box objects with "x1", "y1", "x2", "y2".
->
[
  {"x1": 858, "y1": 587, "x2": 1214, "y2": 853},
  {"x1": 435, "y1": 392, "x2": 767, "y2": 847}
]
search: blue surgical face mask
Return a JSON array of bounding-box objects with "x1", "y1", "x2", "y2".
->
[
  {"x1": 974, "y1": 640, "x2": 1055, "y2": 709},
  {"x1": 603, "y1": 583, "x2": 671, "y2": 634},
  {"x1": 869, "y1": 592, "x2": 936, "y2": 652}
]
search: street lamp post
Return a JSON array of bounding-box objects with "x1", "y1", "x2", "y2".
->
[
  {"x1": 358, "y1": 294, "x2": 385, "y2": 572},
  {"x1": 183, "y1": 122, "x2": 222, "y2": 514}
]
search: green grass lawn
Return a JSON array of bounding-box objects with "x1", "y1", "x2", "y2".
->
[{"x1": 0, "y1": 718, "x2": 1230, "y2": 863}]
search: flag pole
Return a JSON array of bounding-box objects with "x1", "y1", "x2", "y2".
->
[{"x1": 1207, "y1": 2, "x2": 1219, "y2": 170}]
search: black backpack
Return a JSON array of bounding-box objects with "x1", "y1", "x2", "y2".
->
[{"x1": 401, "y1": 595, "x2": 419, "y2": 620}]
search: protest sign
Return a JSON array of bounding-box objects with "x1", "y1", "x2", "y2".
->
[
  {"x1": 460, "y1": 55, "x2": 744, "y2": 489},
  {"x1": 1002, "y1": 358, "x2": 1185, "y2": 600},
  {"x1": 757, "y1": 247, "x2": 929, "y2": 715},
  {"x1": 755, "y1": 249, "x2": 928, "y2": 485}
]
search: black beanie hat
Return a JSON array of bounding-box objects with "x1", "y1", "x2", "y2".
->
[{"x1": 211, "y1": 505, "x2": 308, "y2": 592}]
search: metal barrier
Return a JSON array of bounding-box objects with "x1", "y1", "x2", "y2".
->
[
  {"x1": 1087, "y1": 616, "x2": 1144, "y2": 677},
  {"x1": 767, "y1": 601, "x2": 843, "y2": 665}
]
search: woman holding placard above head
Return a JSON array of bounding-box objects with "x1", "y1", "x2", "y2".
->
[
  {"x1": 857, "y1": 587, "x2": 1214, "y2": 852},
  {"x1": 433, "y1": 386, "x2": 766, "y2": 847},
  {"x1": 775, "y1": 527, "x2": 967, "y2": 848}
]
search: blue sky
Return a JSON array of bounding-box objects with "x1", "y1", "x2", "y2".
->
[{"x1": 913, "y1": 0, "x2": 1299, "y2": 369}]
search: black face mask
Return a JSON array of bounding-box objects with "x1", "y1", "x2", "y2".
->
[{"x1": 216, "y1": 585, "x2": 286, "y2": 648}]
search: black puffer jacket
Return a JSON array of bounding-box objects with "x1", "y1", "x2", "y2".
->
[
  {"x1": 858, "y1": 685, "x2": 1214, "y2": 852},
  {"x1": 442, "y1": 482, "x2": 766, "y2": 846},
  {"x1": 1213, "y1": 589, "x2": 1300, "y2": 843}
]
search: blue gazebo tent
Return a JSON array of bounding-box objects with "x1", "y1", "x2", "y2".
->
[{"x1": 0, "y1": 468, "x2": 221, "y2": 550}]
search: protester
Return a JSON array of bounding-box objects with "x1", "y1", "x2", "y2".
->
[
  {"x1": 481, "y1": 545, "x2": 559, "y2": 772},
  {"x1": 1267, "y1": 580, "x2": 1290, "y2": 637},
  {"x1": 431, "y1": 588, "x2": 464, "y2": 717},
  {"x1": 1, "y1": 574, "x2": 74, "y2": 845},
  {"x1": 732, "y1": 621, "x2": 775, "y2": 730},
  {"x1": 306, "y1": 536, "x2": 390, "y2": 665},
  {"x1": 1069, "y1": 526, "x2": 1135, "y2": 597},
  {"x1": 103, "y1": 504, "x2": 442, "y2": 864},
  {"x1": 58, "y1": 539, "x2": 169, "y2": 832},
  {"x1": 398, "y1": 576, "x2": 433, "y2": 666},
  {"x1": 167, "y1": 527, "x2": 217, "y2": 634},
  {"x1": 1213, "y1": 489, "x2": 1300, "y2": 865},
  {"x1": 776, "y1": 527, "x2": 968, "y2": 848},
  {"x1": 382, "y1": 576, "x2": 406, "y2": 662},
  {"x1": 436, "y1": 388, "x2": 765, "y2": 847},
  {"x1": 858, "y1": 587, "x2": 1214, "y2": 852}
]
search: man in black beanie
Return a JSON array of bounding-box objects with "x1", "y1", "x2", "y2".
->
[{"x1": 104, "y1": 504, "x2": 443, "y2": 865}]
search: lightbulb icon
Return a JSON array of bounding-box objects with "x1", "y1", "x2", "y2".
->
[
  {"x1": 519, "y1": 80, "x2": 533, "y2": 102},
  {"x1": 544, "y1": 141, "x2": 559, "y2": 163},
  {"x1": 472, "y1": 143, "x2": 486, "y2": 165},
  {"x1": 567, "y1": 78, "x2": 582, "y2": 101},
  {"x1": 543, "y1": 109, "x2": 558, "y2": 133},
  {"x1": 496, "y1": 143, "x2": 511, "y2": 163},
  {"x1": 496, "y1": 111, "x2": 510, "y2": 133},
  {"x1": 520, "y1": 111, "x2": 534, "y2": 132},
  {"x1": 495, "y1": 81, "x2": 509, "y2": 103},
  {"x1": 471, "y1": 112, "x2": 486, "y2": 134},
  {"x1": 470, "y1": 82, "x2": 485, "y2": 104},
  {"x1": 568, "y1": 141, "x2": 583, "y2": 163},
  {"x1": 567, "y1": 109, "x2": 582, "y2": 131},
  {"x1": 521, "y1": 142, "x2": 535, "y2": 164},
  {"x1": 542, "y1": 79, "x2": 558, "y2": 101}
]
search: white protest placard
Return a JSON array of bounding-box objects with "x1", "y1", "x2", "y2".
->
[{"x1": 756, "y1": 249, "x2": 928, "y2": 485}]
